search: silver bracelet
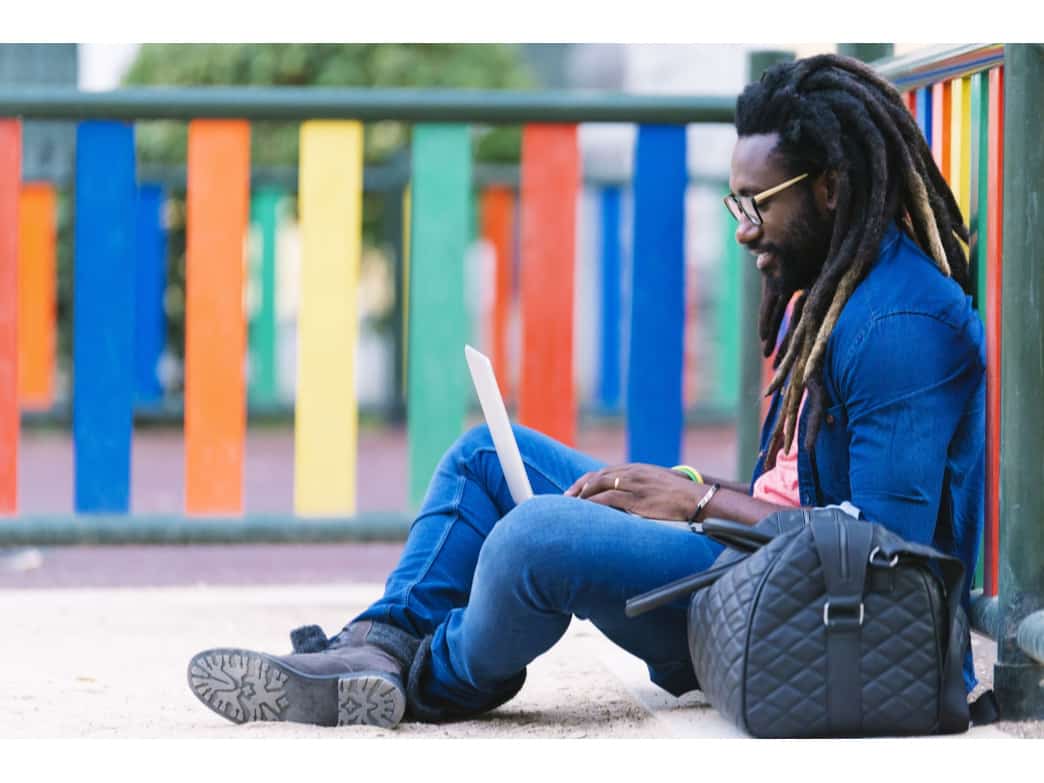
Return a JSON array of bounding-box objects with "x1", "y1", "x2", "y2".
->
[{"x1": 688, "y1": 482, "x2": 721, "y2": 526}]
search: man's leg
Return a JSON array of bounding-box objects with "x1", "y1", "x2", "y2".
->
[
  {"x1": 407, "y1": 494, "x2": 724, "y2": 720},
  {"x1": 354, "y1": 423, "x2": 606, "y2": 636},
  {"x1": 187, "y1": 424, "x2": 604, "y2": 727}
]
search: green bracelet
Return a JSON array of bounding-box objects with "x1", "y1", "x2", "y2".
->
[{"x1": 671, "y1": 465, "x2": 704, "y2": 484}]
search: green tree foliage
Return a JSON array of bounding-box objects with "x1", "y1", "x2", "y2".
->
[{"x1": 122, "y1": 44, "x2": 535, "y2": 165}]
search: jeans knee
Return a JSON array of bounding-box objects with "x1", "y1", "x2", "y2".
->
[
  {"x1": 452, "y1": 424, "x2": 494, "y2": 458},
  {"x1": 478, "y1": 495, "x2": 582, "y2": 572}
]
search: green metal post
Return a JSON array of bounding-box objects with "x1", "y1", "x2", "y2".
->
[
  {"x1": 715, "y1": 200, "x2": 741, "y2": 410},
  {"x1": 970, "y1": 70, "x2": 991, "y2": 318},
  {"x1": 384, "y1": 184, "x2": 407, "y2": 423},
  {"x1": 737, "y1": 50, "x2": 794, "y2": 484},
  {"x1": 995, "y1": 43, "x2": 1044, "y2": 719},
  {"x1": 837, "y1": 44, "x2": 894, "y2": 63}
]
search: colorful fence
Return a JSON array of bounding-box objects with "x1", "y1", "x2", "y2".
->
[
  {"x1": 0, "y1": 52, "x2": 1015, "y2": 561},
  {"x1": 882, "y1": 46, "x2": 1006, "y2": 597},
  {"x1": 0, "y1": 88, "x2": 738, "y2": 518}
]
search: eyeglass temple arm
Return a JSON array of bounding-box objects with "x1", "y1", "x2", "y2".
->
[{"x1": 753, "y1": 172, "x2": 809, "y2": 203}]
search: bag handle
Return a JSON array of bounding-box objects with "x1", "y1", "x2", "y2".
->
[
  {"x1": 624, "y1": 556, "x2": 748, "y2": 618},
  {"x1": 625, "y1": 516, "x2": 782, "y2": 618},
  {"x1": 701, "y1": 518, "x2": 776, "y2": 553}
]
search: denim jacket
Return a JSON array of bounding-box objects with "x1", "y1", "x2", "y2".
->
[{"x1": 750, "y1": 223, "x2": 986, "y2": 689}]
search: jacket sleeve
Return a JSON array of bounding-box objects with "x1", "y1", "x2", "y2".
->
[{"x1": 833, "y1": 312, "x2": 984, "y2": 544}]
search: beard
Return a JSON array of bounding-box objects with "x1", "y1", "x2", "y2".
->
[
  {"x1": 764, "y1": 195, "x2": 833, "y2": 297},
  {"x1": 758, "y1": 194, "x2": 834, "y2": 354}
]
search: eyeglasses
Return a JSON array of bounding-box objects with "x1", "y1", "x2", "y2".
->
[{"x1": 723, "y1": 172, "x2": 809, "y2": 226}]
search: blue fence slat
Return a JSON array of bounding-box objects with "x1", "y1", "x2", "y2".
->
[
  {"x1": 134, "y1": 183, "x2": 167, "y2": 406},
  {"x1": 74, "y1": 121, "x2": 136, "y2": 513},
  {"x1": 597, "y1": 186, "x2": 622, "y2": 412},
  {"x1": 916, "y1": 87, "x2": 932, "y2": 144},
  {"x1": 626, "y1": 125, "x2": 687, "y2": 466}
]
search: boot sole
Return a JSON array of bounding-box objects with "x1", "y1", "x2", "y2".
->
[{"x1": 187, "y1": 648, "x2": 406, "y2": 729}]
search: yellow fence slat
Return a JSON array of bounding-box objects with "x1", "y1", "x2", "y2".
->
[
  {"x1": 294, "y1": 121, "x2": 363, "y2": 516},
  {"x1": 950, "y1": 76, "x2": 973, "y2": 229}
]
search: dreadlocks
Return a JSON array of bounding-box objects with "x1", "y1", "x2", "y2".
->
[{"x1": 735, "y1": 54, "x2": 972, "y2": 467}]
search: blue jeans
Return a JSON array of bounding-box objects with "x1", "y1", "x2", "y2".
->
[{"x1": 353, "y1": 424, "x2": 725, "y2": 714}]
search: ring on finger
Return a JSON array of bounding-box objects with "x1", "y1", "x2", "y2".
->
[{"x1": 613, "y1": 476, "x2": 620, "y2": 490}]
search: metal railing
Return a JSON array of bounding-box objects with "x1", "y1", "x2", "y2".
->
[
  {"x1": 0, "y1": 86, "x2": 735, "y2": 124},
  {"x1": 875, "y1": 44, "x2": 1005, "y2": 90}
]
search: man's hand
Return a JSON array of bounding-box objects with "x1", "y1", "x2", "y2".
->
[{"x1": 564, "y1": 463, "x2": 706, "y2": 521}]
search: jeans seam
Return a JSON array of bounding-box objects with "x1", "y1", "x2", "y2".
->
[
  {"x1": 457, "y1": 444, "x2": 575, "y2": 516},
  {"x1": 398, "y1": 473, "x2": 468, "y2": 621}
]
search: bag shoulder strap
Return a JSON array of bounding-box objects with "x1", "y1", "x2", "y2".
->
[{"x1": 810, "y1": 509, "x2": 875, "y2": 735}]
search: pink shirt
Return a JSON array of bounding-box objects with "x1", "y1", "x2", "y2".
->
[{"x1": 752, "y1": 393, "x2": 806, "y2": 508}]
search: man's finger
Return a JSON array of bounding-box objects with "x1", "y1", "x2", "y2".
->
[
  {"x1": 578, "y1": 471, "x2": 630, "y2": 499},
  {"x1": 564, "y1": 471, "x2": 597, "y2": 497},
  {"x1": 585, "y1": 489, "x2": 635, "y2": 512}
]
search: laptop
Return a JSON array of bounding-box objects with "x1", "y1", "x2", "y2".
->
[
  {"x1": 465, "y1": 345, "x2": 534, "y2": 505},
  {"x1": 464, "y1": 345, "x2": 695, "y2": 531}
]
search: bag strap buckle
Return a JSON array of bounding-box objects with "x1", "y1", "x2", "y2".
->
[
  {"x1": 823, "y1": 599, "x2": 864, "y2": 629},
  {"x1": 869, "y1": 546, "x2": 899, "y2": 568}
]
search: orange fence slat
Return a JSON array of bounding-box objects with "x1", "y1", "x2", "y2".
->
[
  {"x1": 480, "y1": 185, "x2": 515, "y2": 404},
  {"x1": 17, "y1": 182, "x2": 56, "y2": 411},
  {"x1": 931, "y1": 81, "x2": 954, "y2": 180},
  {"x1": 184, "y1": 120, "x2": 251, "y2": 514}
]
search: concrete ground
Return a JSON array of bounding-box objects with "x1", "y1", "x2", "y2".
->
[
  {"x1": 0, "y1": 543, "x2": 1027, "y2": 740},
  {"x1": 3, "y1": 425, "x2": 1040, "y2": 739}
]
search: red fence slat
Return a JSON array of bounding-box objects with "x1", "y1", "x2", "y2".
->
[
  {"x1": 0, "y1": 119, "x2": 20, "y2": 515},
  {"x1": 519, "y1": 124, "x2": 579, "y2": 446}
]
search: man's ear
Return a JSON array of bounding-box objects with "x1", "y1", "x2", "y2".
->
[{"x1": 815, "y1": 169, "x2": 840, "y2": 214}]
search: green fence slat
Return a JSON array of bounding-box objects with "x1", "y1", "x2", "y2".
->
[
  {"x1": 248, "y1": 187, "x2": 283, "y2": 405},
  {"x1": 968, "y1": 70, "x2": 985, "y2": 319},
  {"x1": 969, "y1": 70, "x2": 990, "y2": 589},
  {"x1": 407, "y1": 124, "x2": 471, "y2": 508}
]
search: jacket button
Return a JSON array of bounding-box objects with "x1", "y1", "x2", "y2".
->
[{"x1": 825, "y1": 414, "x2": 835, "y2": 425}]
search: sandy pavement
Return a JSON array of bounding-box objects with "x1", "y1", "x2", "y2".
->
[
  {"x1": 0, "y1": 582, "x2": 689, "y2": 739},
  {"x1": 2, "y1": 580, "x2": 1027, "y2": 740}
]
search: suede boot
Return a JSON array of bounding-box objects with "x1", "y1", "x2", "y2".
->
[{"x1": 187, "y1": 621, "x2": 419, "y2": 729}]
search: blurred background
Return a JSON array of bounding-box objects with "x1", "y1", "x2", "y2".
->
[{"x1": 5, "y1": 43, "x2": 926, "y2": 517}]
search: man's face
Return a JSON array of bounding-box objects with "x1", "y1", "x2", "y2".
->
[{"x1": 728, "y1": 133, "x2": 833, "y2": 299}]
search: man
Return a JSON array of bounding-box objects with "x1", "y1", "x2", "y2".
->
[{"x1": 187, "y1": 54, "x2": 984, "y2": 728}]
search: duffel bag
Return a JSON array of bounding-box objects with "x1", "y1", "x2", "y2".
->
[{"x1": 627, "y1": 507, "x2": 988, "y2": 737}]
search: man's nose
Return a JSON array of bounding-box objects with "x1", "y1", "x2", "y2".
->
[{"x1": 734, "y1": 214, "x2": 762, "y2": 247}]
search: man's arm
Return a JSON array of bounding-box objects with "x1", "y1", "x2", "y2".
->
[
  {"x1": 690, "y1": 485, "x2": 792, "y2": 525},
  {"x1": 832, "y1": 312, "x2": 982, "y2": 543},
  {"x1": 699, "y1": 474, "x2": 754, "y2": 496}
]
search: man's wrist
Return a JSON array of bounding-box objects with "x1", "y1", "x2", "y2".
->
[{"x1": 689, "y1": 483, "x2": 721, "y2": 524}]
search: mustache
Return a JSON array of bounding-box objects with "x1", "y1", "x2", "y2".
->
[{"x1": 749, "y1": 243, "x2": 780, "y2": 257}]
